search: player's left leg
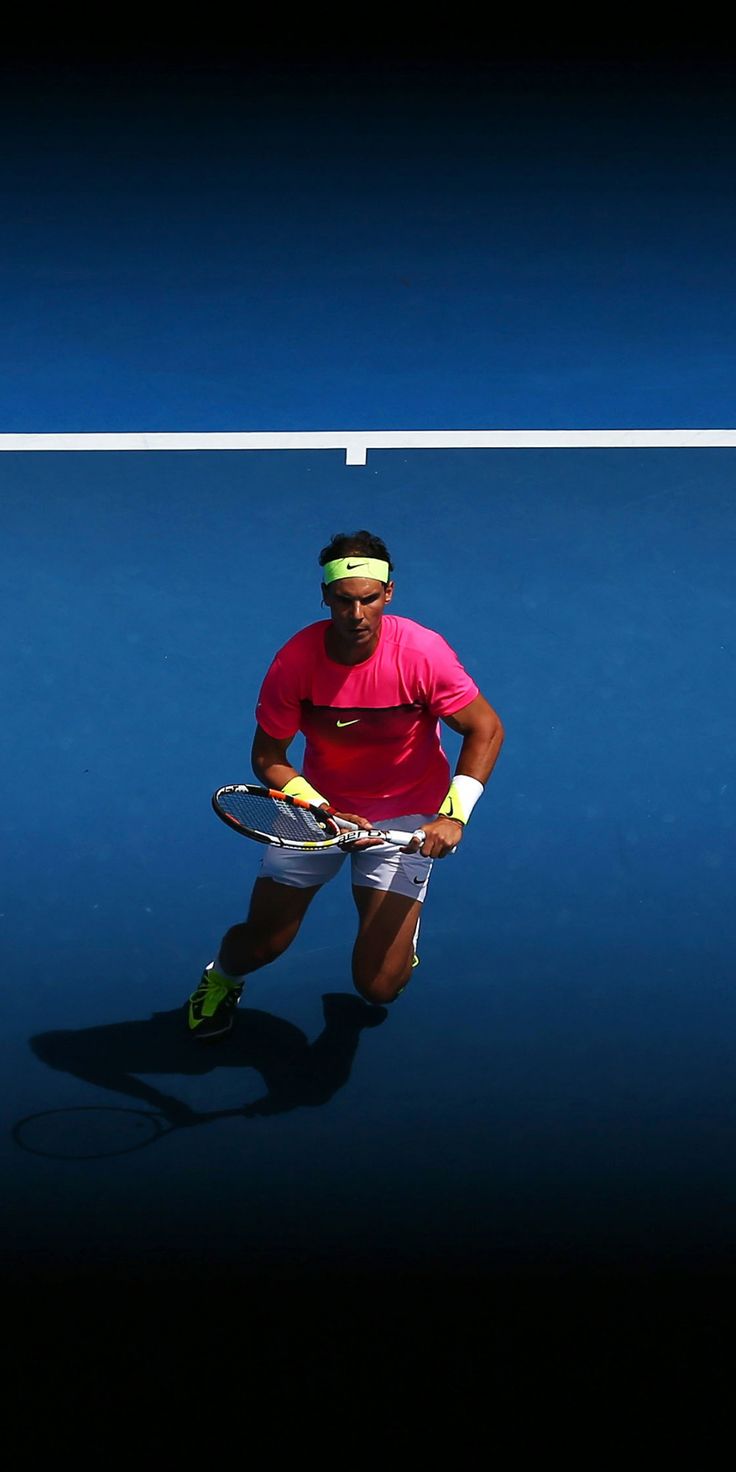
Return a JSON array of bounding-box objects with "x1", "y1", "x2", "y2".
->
[{"x1": 350, "y1": 886, "x2": 423, "y2": 1005}]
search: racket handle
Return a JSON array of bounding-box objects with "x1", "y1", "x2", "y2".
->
[
  {"x1": 341, "y1": 825, "x2": 459, "y2": 854},
  {"x1": 332, "y1": 818, "x2": 426, "y2": 848},
  {"x1": 380, "y1": 827, "x2": 426, "y2": 846},
  {"x1": 380, "y1": 828, "x2": 458, "y2": 855}
]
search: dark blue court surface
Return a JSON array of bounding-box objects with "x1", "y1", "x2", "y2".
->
[
  {"x1": 3, "y1": 447, "x2": 735, "y2": 1436},
  {"x1": 3, "y1": 40, "x2": 736, "y2": 1447}
]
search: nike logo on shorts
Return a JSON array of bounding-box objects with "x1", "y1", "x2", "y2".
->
[{"x1": 336, "y1": 718, "x2": 360, "y2": 727}]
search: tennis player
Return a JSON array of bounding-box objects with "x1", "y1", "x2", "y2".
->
[{"x1": 188, "y1": 531, "x2": 504, "y2": 1038}]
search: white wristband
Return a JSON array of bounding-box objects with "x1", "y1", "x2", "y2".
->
[{"x1": 439, "y1": 775, "x2": 484, "y2": 825}]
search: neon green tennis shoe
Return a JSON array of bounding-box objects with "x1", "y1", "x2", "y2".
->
[{"x1": 187, "y1": 964, "x2": 243, "y2": 1039}]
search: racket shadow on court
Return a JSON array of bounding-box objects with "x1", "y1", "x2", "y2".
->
[{"x1": 14, "y1": 994, "x2": 387, "y2": 1159}]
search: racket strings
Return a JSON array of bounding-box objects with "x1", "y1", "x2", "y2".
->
[{"x1": 221, "y1": 790, "x2": 330, "y2": 841}]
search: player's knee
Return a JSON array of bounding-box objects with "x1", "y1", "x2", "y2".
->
[
  {"x1": 354, "y1": 975, "x2": 408, "y2": 1005},
  {"x1": 352, "y1": 957, "x2": 412, "y2": 1006}
]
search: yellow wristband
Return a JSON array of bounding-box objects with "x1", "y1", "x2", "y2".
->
[
  {"x1": 439, "y1": 776, "x2": 484, "y2": 825},
  {"x1": 282, "y1": 775, "x2": 328, "y2": 807}
]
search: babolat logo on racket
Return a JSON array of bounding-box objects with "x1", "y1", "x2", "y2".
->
[{"x1": 271, "y1": 798, "x2": 299, "y2": 822}]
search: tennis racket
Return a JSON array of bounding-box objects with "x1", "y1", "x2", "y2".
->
[{"x1": 212, "y1": 784, "x2": 425, "y2": 850}]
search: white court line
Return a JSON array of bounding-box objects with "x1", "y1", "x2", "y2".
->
[{"x1": 1, "y1": 429, "x2": 735, "y2": 466}]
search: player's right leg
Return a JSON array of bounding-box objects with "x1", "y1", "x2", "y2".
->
[{"x1": 187, "y1": 877, "x2": 321, "y2": 1040}]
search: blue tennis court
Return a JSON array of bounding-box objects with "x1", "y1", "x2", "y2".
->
[{"x1": 3, "y1": 39, "x2": 736, "y2": 1447}]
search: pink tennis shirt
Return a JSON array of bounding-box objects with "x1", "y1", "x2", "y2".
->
[{"x1": 255, "y1": 615, "x2": 479, "y2": 821}]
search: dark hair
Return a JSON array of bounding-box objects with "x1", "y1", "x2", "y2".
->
[{"x1": 318, "y1": 530, "x2": 394, "y2": 581}]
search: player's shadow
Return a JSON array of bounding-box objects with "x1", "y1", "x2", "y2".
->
[{"x1": 27, "y1": 993, "x2": 388, "y2": 1122}]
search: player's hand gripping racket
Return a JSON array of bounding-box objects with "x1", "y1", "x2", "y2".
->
[{"x1": 212, "y1": 784, "x2": 425, "y2": 851}]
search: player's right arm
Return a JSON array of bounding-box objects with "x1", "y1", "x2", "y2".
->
[{"x1": 251, "y1": 723, "x2": 301, "y2": 792}]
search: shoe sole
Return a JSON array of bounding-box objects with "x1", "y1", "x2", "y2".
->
[
  {"x1": 192, "y1": 1027, "x2": 233, "y2": 1041},
  {"x1": 186, "y1": 1005, "x2": 237, "y2": 1040}
]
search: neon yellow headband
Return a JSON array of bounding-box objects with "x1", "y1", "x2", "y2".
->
[{"x1": 322, "y1": 556, "x2": 390, "y2": 585}]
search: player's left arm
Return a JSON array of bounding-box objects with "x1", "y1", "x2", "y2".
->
[{"x1": 419, "y1": 693, "x2": 505, "y2": 858}]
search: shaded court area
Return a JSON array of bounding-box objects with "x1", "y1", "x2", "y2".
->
[{"x1": 2, "y1": 448, "x2": 735, "y2": 1437}]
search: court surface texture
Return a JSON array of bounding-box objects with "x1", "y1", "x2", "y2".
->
[{"x1": 2, "y1": 39, "x2": 735, "y2": 1449}]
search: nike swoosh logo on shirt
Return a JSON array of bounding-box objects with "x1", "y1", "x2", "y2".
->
[{"x1": 336, "y1": 718, "x2": 360, "y2": 727}]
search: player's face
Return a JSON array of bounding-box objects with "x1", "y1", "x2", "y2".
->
[{"x1": 322, "y1": 576, "x2": 394, "y2": 659}]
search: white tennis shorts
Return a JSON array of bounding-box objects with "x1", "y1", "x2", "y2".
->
[{"x1": 258, "y1": 813, "x2": 435, "y2": 902}]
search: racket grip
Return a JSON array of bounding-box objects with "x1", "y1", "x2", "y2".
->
[
  {"x1": 381, "y1": 827, "x2": 426, "y2": 846},
  {"x1": 331, "y1": 815, "x2": 423, "y2": 844}
]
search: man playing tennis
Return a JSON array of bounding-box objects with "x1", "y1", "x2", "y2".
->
[{"x1": 188, "y1": 531, "x2": 504, "y2": 1038}]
